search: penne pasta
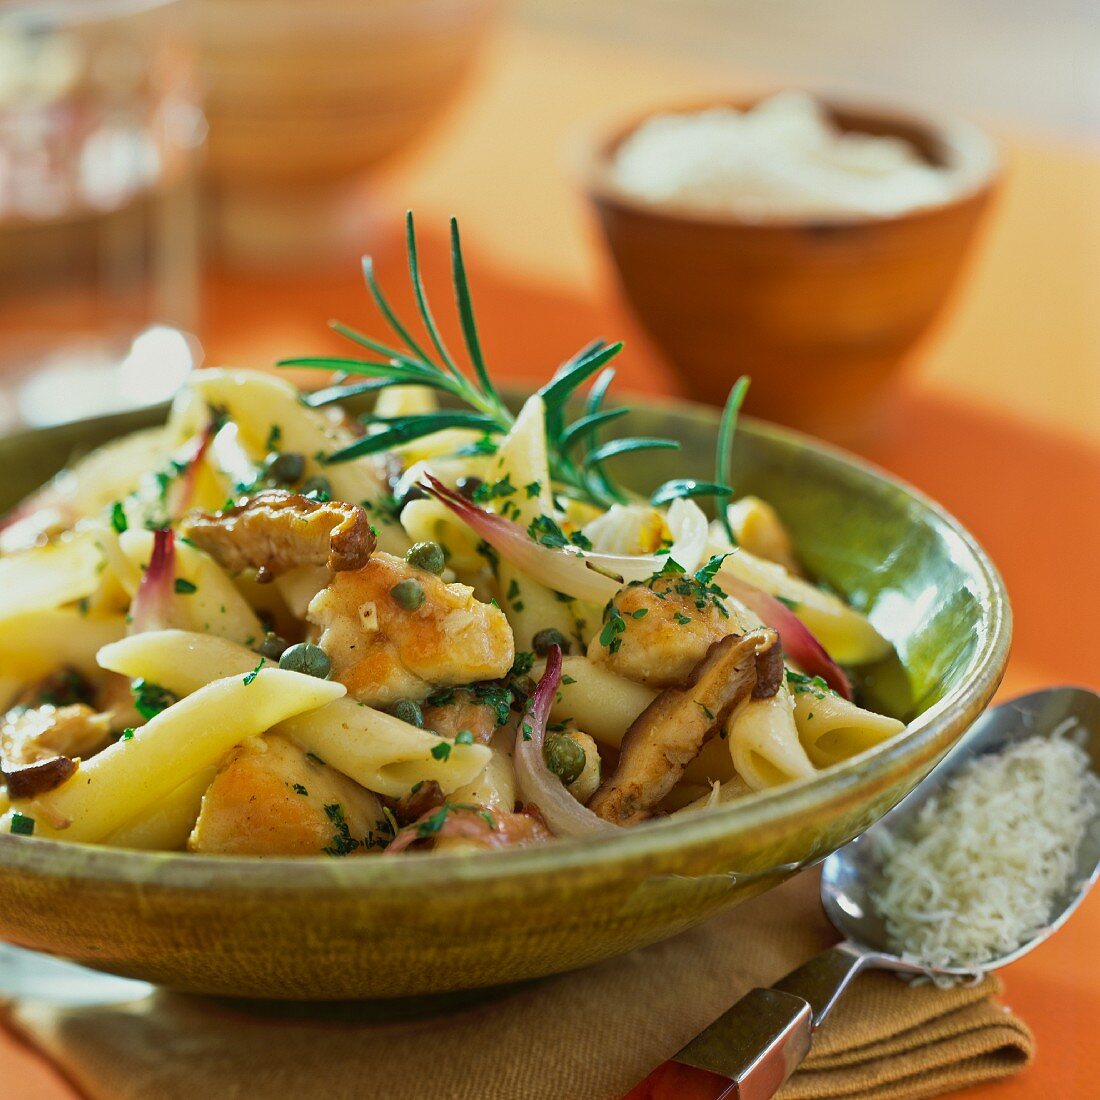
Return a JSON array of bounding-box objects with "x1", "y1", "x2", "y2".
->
[
  {"x1": 726, "y1": 689, "x2": 817, "y2": 791},
  {"x1": 792, "y1": 688, "x2": 905, "y2": 768},
  {"x1": 0, "y1": 609, "x2": 126, "y2": 681},
  {"x1": 97, "y1": 630, "x2": 492, "y2": 798},
  {"x1": 103, "y1": 767, "x2": 217, "y2": 851},
  {"x1": 118, "y1": 529, "x2": 264, "y2": 646},
  {"x1": 541, "y1": 656, "x2": 656, "y2": 748},
  {"x1": 2, "y1": 669, "x2": 344, "y2": 842}
]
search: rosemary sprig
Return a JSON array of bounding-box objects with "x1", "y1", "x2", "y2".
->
[
  {"x1": 279, "y1": 212, "x2": 747, "y2": 511},
  {"x1": 715, "y1": 376, "x2": 750, "y2": 542}
]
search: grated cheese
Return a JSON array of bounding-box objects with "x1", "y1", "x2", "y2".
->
[
  {"x1": 872, "y1": 732, "x2": 1099, "y2": 971},
  {"x1": 612, "y1": 90, "x2": 969, "y2": 219}
]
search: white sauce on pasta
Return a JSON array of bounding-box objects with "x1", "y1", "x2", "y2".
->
[{"x1": 872, "y1": 731, "x2": 1099, "y2": 970}]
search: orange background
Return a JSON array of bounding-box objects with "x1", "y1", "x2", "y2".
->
[{"x1": 3, "y1": 26, "x2": 1099, "y2": 1099}]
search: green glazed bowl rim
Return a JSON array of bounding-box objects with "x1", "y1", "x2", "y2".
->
[{"x1": 0, "y1": 398, "x2": 1011, "y2": 890}]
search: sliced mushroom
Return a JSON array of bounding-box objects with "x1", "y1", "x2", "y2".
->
[
  {"x1": 4, "y1": 756, "x2": 78, "y2": 799},
  {"x1": 1, "y1": 702, "x2": 110, "y2": 799},
  {"x1": 180, "y1": 490, "x2": 375, "y2": 582},
  {"x1": 393, "y1": 779, "x2": 445, "y2": 825},
  {"x1": 588, "y1": 628, "x2": 781, "y2": 825}
]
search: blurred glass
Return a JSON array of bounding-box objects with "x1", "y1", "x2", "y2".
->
[{"x1": 0, "y1": 0, "x2": 205, "y2": 432}]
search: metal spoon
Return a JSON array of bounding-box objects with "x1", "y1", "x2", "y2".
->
[{"x1": 632, "y1": 686, "x2": 1100, "y2": 1100}]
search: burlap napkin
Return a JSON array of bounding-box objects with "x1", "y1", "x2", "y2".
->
[{"x1": 2, "y1": 871, "x2": 1032, "y2": 1100}]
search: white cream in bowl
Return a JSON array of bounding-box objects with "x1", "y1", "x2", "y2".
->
[{"x1": 612, "y1": 91, "x2": 975, "y2": 219}]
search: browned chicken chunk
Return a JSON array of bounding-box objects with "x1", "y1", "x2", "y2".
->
[
  {"x1": 188, "y1": 735, "x2": 388, "y2": 856},
  {"x1": 587, "y1": 570, "x2": 752, "y2": 688},
  {"x1": 588, "y1": 628, "x2": 781, "y2": 825},
  {"x1": 181, "y1": 490, "x2": 375, "y2": 581},
  {"x1": 421, "y1": 694, "x2": 499, "y2": 745},
  {"x1": 307, "y1": 552, "x2": 514, "y2": 707},
  {"x1": 1, "y1": 703, "x2": 110, "y2": 798}
]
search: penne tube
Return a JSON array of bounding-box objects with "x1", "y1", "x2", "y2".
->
[
  {"x1": 791, "y1": 688, "x2": 905, "y2": 768},
  {"x1": 447, "y1": 726, "x2": 517, "y2": 812},
  {"x1": 0, "y1": 528, "x2": 107, "y2": 620},
  {"x1": 718, "y1": 550, "x2": 890, "y2": 665},
  {"x1": 539, "y1": 656, "x2": 657, "y2": 748},
  {"x1": 2, "y1": 669, "x2": 344, "y2": 842},
  {"x1": 726, "y1": 689, "x2": 817, "y2": 791},
  {"x1": 103, "y1": 767, "x2": 216, "y2": 851},
  {"x1": 119, "y1": 529, "x2": 264, "y2": 646},
  {"x1": 97, "y1": 630, "x2": 492, "y2": 798},
  {"x1": 0, "y1": 610, "x2": 126, "y2": 681}
]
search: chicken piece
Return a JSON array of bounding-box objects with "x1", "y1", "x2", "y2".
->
[
  {"x1": 588, "y1": 629, "x2": 781, "y2": 825},
  {"x1": 1, "y1": 702, "x2": 111, "y2": 798},
  {"x1": 181, "y1": 490, "x2": 375, "y2": 581},
  {"x1": 386, "y1": 803, "x2": 551, "y2": 853},
  {"x1": 421, "y1": 693, "x2": 499, "y2": 745},
  {"x1": 189, "y1": 735, "x2": 388, "y2": 856},
  {"x1": 307, "y1": 552, "x2": 514, "y2": 707},
  {"x1": 588, "y1": 569, "x2": 752, "y2": 688}
]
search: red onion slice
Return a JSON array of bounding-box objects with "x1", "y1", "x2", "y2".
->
[
  {"x1": 129, "y1": 527, "x2": 178, "y2": 634},
  {"x1": 719, "y1": 570, "x2": 852, "y2": 700},
  {"x1": 167, "y1": 421, "x2": 217, "y2": 521},
  {"x1": 513, "y1": 644, "x2": 620, "y2": 839}
]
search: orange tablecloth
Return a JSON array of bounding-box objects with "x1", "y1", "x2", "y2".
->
[{"x1": 3, "y1": 24, "x2": 1098, "y2": 1100}]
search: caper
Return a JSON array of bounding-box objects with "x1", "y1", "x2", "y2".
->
[
  {"x1": 264, "y1": 451, "x2": 305, "y2": 485},
  {"x1": 532, "y1": 627, "x2": 571, "y2": 657},
  {"x1": 258, "y1": 632, "x2": 289, "y2": 660},
  {"x1": 300, "y1": 475, "x2": 332, "y2": 501},
  {"x1": 278, "y1": 642, "x2": 331, "y2": 679},
  {"x1": 544, "y1": 733, "x2": 586, "y2": 786},
  {"x1": 404, "y1": 541, "x2": 445, "y2": 575},
  {"x1": 390, "y1": 579, "x2": 425, "y2": 610},
  {"x1": 455, "y1": 476, "x2": 483, "y2": 500},
  {"x1": 389, "y1": 699, "x2": 424, "y2": 728}
]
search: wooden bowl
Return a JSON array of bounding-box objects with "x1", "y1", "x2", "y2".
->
[
  {"x1": 194, "y1": 0, "x2": 499, "y2": 265},
  {"x1": 0, "y1": 396, "x2": 1010, "y2": 1000},
  {"x1": 582, "y1": 97, "x2": 999, "y2": 439}
]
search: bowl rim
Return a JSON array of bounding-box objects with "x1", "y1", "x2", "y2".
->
[
  {"x1": 0, "y1": 396, "x2": 1012, "y2": 891},
  {"x1": 577, "y1": 89, "x2": 1001, "y2": 230}
]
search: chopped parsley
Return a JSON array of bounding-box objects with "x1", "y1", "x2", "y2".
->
[
  {"x1": 775, "y1": 595, "x2": 799, "y2": 611},
  {"x1": 9, "y1": 812, "x2": 35, "y2": 837},
  {"x1": 293, "y1": 783, "x2": 308, "y2": 796},
  {"x1": 524, "y1": 480, "x2": 542, "y2": 499},
  {"x1": 174, "y1": 578, "x2": 198, "y2": 595},
  {"x1": 430, "y1": 742, "x2": 452, "y2": 761},
  {"x1": 472, "y1": 474, "x2": 516, "y2": 504},
  {"x1": 631, "y1": 608, "x2": 649, "y2": 619},
  {"x1": 242, "y1": 658, "x2": 265, "y2": 686},
  {"x1": 786, "y1": 670, "x2": 832, "y2": 699},
  {"x1": 265, "y1": 423, "x2": 282, "y2": 451},
  {"x1": 414, "y1": 803, "x2": 496, "y2": 838},
  {"x1": 110, "y1": 501, "x2": 128, "y2": 534},
  {"x1": 673, "y1": 612, "x2": 692, "y2": 626},
  {"x1": 527, "y1": 514, "x2": 592, "y2": 551},
  {"x1": 131, "y1": 679, "x2": 178, "y2": 721},
  {"x1": 119, "y1": 727, "x2": 135, "y2": 742},
  {"x1": 599, "y1": 606, "x2": 627, "y2": 653},
  {"x1": 322, "y1": 803, "x2": 361, "y2": 857},
  {"x1": 695, "y1": 701, "x2": 715, "y2": 721}
]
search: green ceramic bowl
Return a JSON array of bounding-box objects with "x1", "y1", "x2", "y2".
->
[{"x1": 0, "y1": 397, "x2": 1010, "y2": 1000}]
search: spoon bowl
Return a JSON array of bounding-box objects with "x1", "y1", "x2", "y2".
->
[{"x1": 823, "y1": 685, "x2": 1100, "y2": 976}]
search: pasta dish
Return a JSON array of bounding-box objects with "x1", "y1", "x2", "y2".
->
[{"x1": 0, "y1": 216, "x2": 904, "y2": 857}]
